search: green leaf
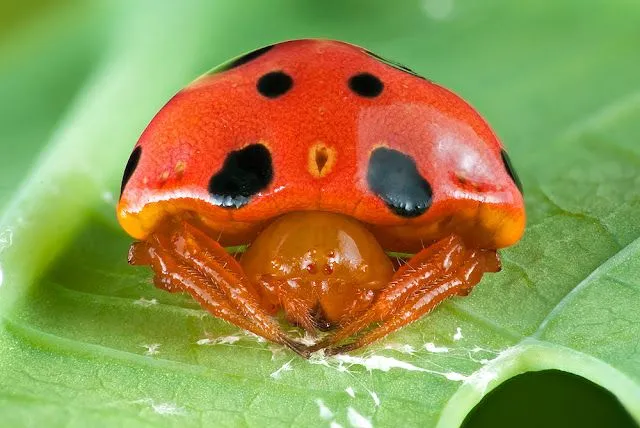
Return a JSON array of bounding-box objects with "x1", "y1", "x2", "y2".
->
[{"x1": 1, "y1": 1, "x2": 639, "y2": 427}]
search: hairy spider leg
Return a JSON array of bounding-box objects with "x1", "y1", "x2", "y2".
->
[
  {"x1": 128, "y1": 219, "x2": 308, "y2": 357},
  {"x1": 306, "y1": 235, "x2": 464, "y2": 351},
  {"x1": 326, "y1": 247, "x2": 500, "y2": 354},
  {"x1": 310, "y1": 235, "x2": 500, "y2": 354}
]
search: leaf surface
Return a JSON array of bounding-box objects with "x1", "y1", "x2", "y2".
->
[{"x1": 1, "y1": 1, "x2": 639, "y2": 427}]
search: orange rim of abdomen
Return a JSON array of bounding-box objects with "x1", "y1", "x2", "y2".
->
[{"x1": 117, "y1": 191, "x2": 525, "y2": 252}]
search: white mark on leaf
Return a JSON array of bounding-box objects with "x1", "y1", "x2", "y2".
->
[
  {"x1": 299, "y1": 331, "x2": 320, "y2": 346},
  {"x1": 467, "y1": 346, "x2": 500, "y2": 364},
  {"x1": 315, "y1": 399, "x2": 334, "y2": 420},
  {"x1": 197, "y1": 335, "x2": 241, "y2": 346},
  {"x1": 453, "y1": 327, "x2": 463, "y2": 341},
  {"x1": 152, "y1": 402, "x2": 186, "y2": 415},
  {"x1": 345, "y1": 386, "x2": 356, "y2": 398},
  {"x1": 463, "y1": 346, "x2": 518, "y2": 394},
  {"x1": 466, "y1": 368, "x2": 497, "y2": 392},
  {"x1": 313, "y1": 353, "x2": 468, "y2": 382},
  {"x1": 134, "y1": 297, "x2": 158, "y2": 307},
  {"x1": 383, "y1": 343, "x2": 416, "y2": 354},
  {"x1": 347, "y1": 407, "x2": 372, "y2": 428},
  {"x1": 470, "y1": 346, "x2": 499, "y2": 354},
  {"x1": 444, "y1": 372, "x2": 468, "y2": 381},
  {"x1": 424, "y1": 342, "x2": 449, "y2": 353},
  {"x1": 134, "y1": 399, "x2": 186, "y2": 416},
  {"x1": 334, "y1": 354, "x2": 426, "y2": 373},
  {"x1": 270, "y1": 359, "x2": 294, "y2": 379},
  {"x1": 244, "y1": 331, "x2": 267, "y2": 343},
  {"x1": 370, "y1": 391, "x2": 381, "y2": 407},
  {"x1": 142, "y1": 343, "x2": 160, "y2": 356}
]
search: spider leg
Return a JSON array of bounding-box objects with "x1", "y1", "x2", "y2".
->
[
  {"x1": 306, "y1": 235, "x2": 465, "y2": 352},
  {"x1": 129, "y1": 220, "x2": 308, "y2": 357},
  {"x1": 328, "y1": 287, "x2": 377, "y2": 327},
  {"x1": 326, "y1": 248, "x2": 500, "y2": 355},
  {"x1": 311, "y1": 235, "x2": 500, "y2": 354},
  {"x1": 268, "y1": 279, "x2": 317, "y2": 333}
]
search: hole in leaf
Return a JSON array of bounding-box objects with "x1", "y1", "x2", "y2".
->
[{"x1": 462, "y1": 370, "x2": 637, "y2": 428}]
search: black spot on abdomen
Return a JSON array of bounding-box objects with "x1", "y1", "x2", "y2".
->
[
  {"x1": 367, "y1": 147, "x2": 432, "y2": 217},
  {"x1": 120, "y1": 146, "x2": 141, "y2": 196},
  {"x1": 348, "y1": 72, "x2": 384, "y2": 98},
  {"x1": 500, "y1": 149, "x2": 523, "y2": 193},
  {"x1": 257, "y1": 71, "x2": 293, "y2": 98},
  {"x1": 208, "y1": 144, "x2": 273, "y2": 208}
]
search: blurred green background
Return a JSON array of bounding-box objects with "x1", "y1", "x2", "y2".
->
[{"x1": 1, "y1": 1, "x2": 639, "y2": 427}]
